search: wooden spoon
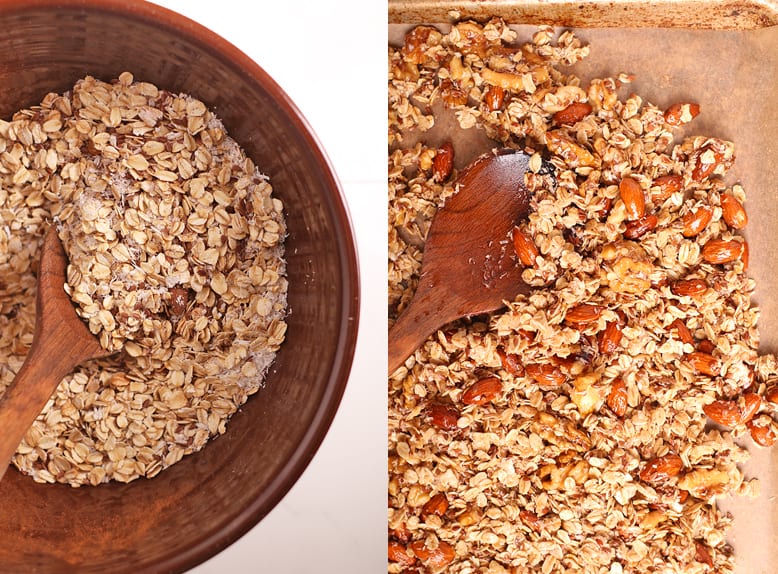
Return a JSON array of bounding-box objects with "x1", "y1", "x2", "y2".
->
[
  {"x1": 388, "y1": 148, "x2": 540, "y2": 374},
  {"x1": 0, "y1": 227, "x2": 111, "y2": 481}
]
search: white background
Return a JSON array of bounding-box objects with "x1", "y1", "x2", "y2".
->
[{"x1": 149, "y1": 1, "x2": 387, "y2": 572}]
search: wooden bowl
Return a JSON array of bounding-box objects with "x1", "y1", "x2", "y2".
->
[{"x1": 0, "y1": 1, "x2": 360, "y2": 572}]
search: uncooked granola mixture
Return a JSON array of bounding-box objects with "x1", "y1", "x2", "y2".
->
[
  {"x1": 389, "y1": 21, "x2": 778, "y2": 573},
  {"x1": 0, "y1": 72, "x2": 287, "y2": 486}
]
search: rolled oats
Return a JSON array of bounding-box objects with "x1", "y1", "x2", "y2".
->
[
  {"x1": 389, "y1": 20, "x2": 775, "y2": 573},
  {"x1": 0, "y1": 72, "x2": 287, "y2": 486}
]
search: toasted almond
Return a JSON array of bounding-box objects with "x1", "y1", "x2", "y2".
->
[
  {"x1": 564, "y1": 303, "x2": 604, "y2": 326},
  {"x1": 552, "y1": 101, "x2": 593, "y2": 126},
  {"x1": 720, "y1": 194, "x2": 748, "y2": 229},
  {"x1": 427, "y1": 402, "x2": 460, "y2": 431},
  {"x1": 619, "y1": 176, "x2": 645, "y2": 220},
  {"x1": 681, "y1": 206, "x2": 713, "y2": 237},
  {"x1": 669, "y1": 318, "x2": 694, "y2": 345},
  {"x1": 671, "y1": 278, "x2": 708, "y2": 298},
  {"x1": 687, "y1": 351, "x2": 720, "y2": 376},
  {"x1": 663, "y1": 102, "x2": 700, "y2": 126},
  {"x1": 388, "y1": 540, "x2": 416, "y2": 567},
  {"x1": 623, "y1": 213, "x2": 658, "y2": 239},
  {"x1": 748, "y1": 419, "x2": 777, "y2": 447},
  {"x1": 409, "y1": 540, "x2": 456, "y2": 569},
  {"x1": 512, "y1": 226, "x2": 539, "y2": 267},
  {"x1": 765, "y1": 387, "x2": 778, "y2": 404},
  {"x1": 701, "y1": 238, "x2": 743, "y2": 265},
  {"x1": 606, "y1": 378, "x2": 628, "y2": 417},
  {"x1": 497, "y1": 347, "x2": 523, "y2": 376},
  {"x1": 483, "y1": 85, "x2": 506, "y2": 111},
  {"x1": 525, "y1": 363, "x2": 566, "y2": 387},
  {"x1": 598, "y1": 321, "x2": 623, "y2": 354},
  {"x1": 461, "y1": 376, "x2": 502, "y2": 405},
  {"x1": 432, "y1": 142, "x2": 454, "y2": 182},
  {"x1": 639, "y1": 453, "x2": 683, "y2": 483},
  {"x1": 691, "y1": 144, "x2": 726, "y2": 181},
  {"x1": 421, "y1": 492, "x2": 449, "y2": 518},
  {"x1": 650, "y1": 174, "x2": 683, "y2": 202},
  {"x1": 703, "y1": 393, "x2": 761, "y2": 427}
]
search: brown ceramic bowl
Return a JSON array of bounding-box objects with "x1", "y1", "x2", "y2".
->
[{"x1": 0, "y1": 0, "x2": 359, "y2": 572}]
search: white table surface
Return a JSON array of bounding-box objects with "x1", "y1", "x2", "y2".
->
[{"x1": 148, "y1": 1, "x2": 387, "y2": 572}]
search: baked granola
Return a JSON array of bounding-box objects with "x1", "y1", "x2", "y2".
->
[
  {"x1": 389, "y1": 21, "x2": 776, "y2": 573},
  {"x1": 0, "y1": 72, "x2": 287, "y2": 486}
]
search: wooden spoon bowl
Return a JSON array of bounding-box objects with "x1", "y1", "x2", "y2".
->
[{"x1": 388, "y1": 148, "x2": 545, "y2": 374}]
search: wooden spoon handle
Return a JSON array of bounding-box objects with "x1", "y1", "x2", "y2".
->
[
  {"x1": 0, "y1": 228, "x2": 108, "y2": 480},
  {"x1": 0, "y1": 336, "x2": 79, "y2": 480},
  {"x1": 387, "y1": 279, "x2": 460, "y2": 375}
]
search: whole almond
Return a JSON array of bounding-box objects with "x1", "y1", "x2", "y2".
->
[
  {"x1": 691, "y1": 144, "x2": 725, "y2": 181},
  {"x1": 545, "y1": 131, "x2": 597, "y2": 168},
  {"x1": 687, "y1": 351, "x2": 720, "y2": 376},
  {"x1": 461, "y1": 376, "x2": 502, "y2": 405},
  {"x1": 552, "y1": 101, "x2": 593, "y2": 126},
  {"x1": 598, "y1": 321, "x2": 624, "y2": 354},
  {"x1": 565, "y1": 303, "x2": 604, "y2": 326},
  {"x1": 606, "y1": 378, "x2": 628, "y2": 417},
  {"x1": 619, "y1": 176, "x2": 645, "y2": 220},
  {"x1": 409, "y1": 540, "x2": 456, "y2": 569},
  {"x1": 525, "y1": 363, "x2": 566, "y2": 387},
  {"x1": 740, "y1": 392, "x2": 762, "y2": 423},
  {"x1": 432, "y1": 142, "x2": 454, "y2": 182},
  {"x1": 421, "y1": 493, "x2": 449, "y2": 518},
  {"x1": 624, "y1": 213, "x2": 658, "y2": 239},
  {"x1": 663, "y1": 102, "x2": 700, "y2": 126},
  {"x1": 703, "y1": 399, "x2": 742, "y2": 427},
  {"x1": 483, "y1": 85, "x2": 505, "y2": 111},
  {"x1": 703, "y1": 392, "x2": 761, "y2": 427},
  {"x1": 671, "y1": 278, "x2": 708, "y2": 298},
  {"x1": 669, "y1": 318, "x2": 694, "y2": 345},
  {"x1": 681, "y1": 206, "x2": 713, "y2": 237},
  {"x1": 748, "y1": 419, "x2": 777, "y2": 447},
  {"x1": 497, "y1": 348, "x2": 523, "y2": 376},
  {"x1": 512, "y1": 226, "x2": 539, "y2": 267},
  {"x1": 639, "y1": 453, "x2": 683, "y2": 483},
  {"x1": 651, "y1": 174, "x2": 683, "y2": 202},
  {"x1": 701, "y1": 239, "x2": 743, "y2": 265},
  {"x1": 720, "y1": 194, "x2": 748, "y2": 229},
  {"x1": 388, "y1": 541, "x2": 416, "y2": 567},
  {"x1": 427, "y1": 402, "x2": 460, "y2": 431}
]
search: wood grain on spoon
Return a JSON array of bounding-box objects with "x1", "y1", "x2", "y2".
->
[
  {"x1": 388, "y1": 149, "x2": 537, "y2": 375},
  {"x1": 0, "y1": 227, "x2": 111, "y2": 480}
]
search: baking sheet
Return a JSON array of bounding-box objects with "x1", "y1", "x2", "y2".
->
[{"x1": 390, "y1": 14, "x2": 778, "y2": 574}]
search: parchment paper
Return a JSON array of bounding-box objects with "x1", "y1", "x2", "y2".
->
[{"x1": 389, "y1": 21, "x2": 778, "y2": 574}]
